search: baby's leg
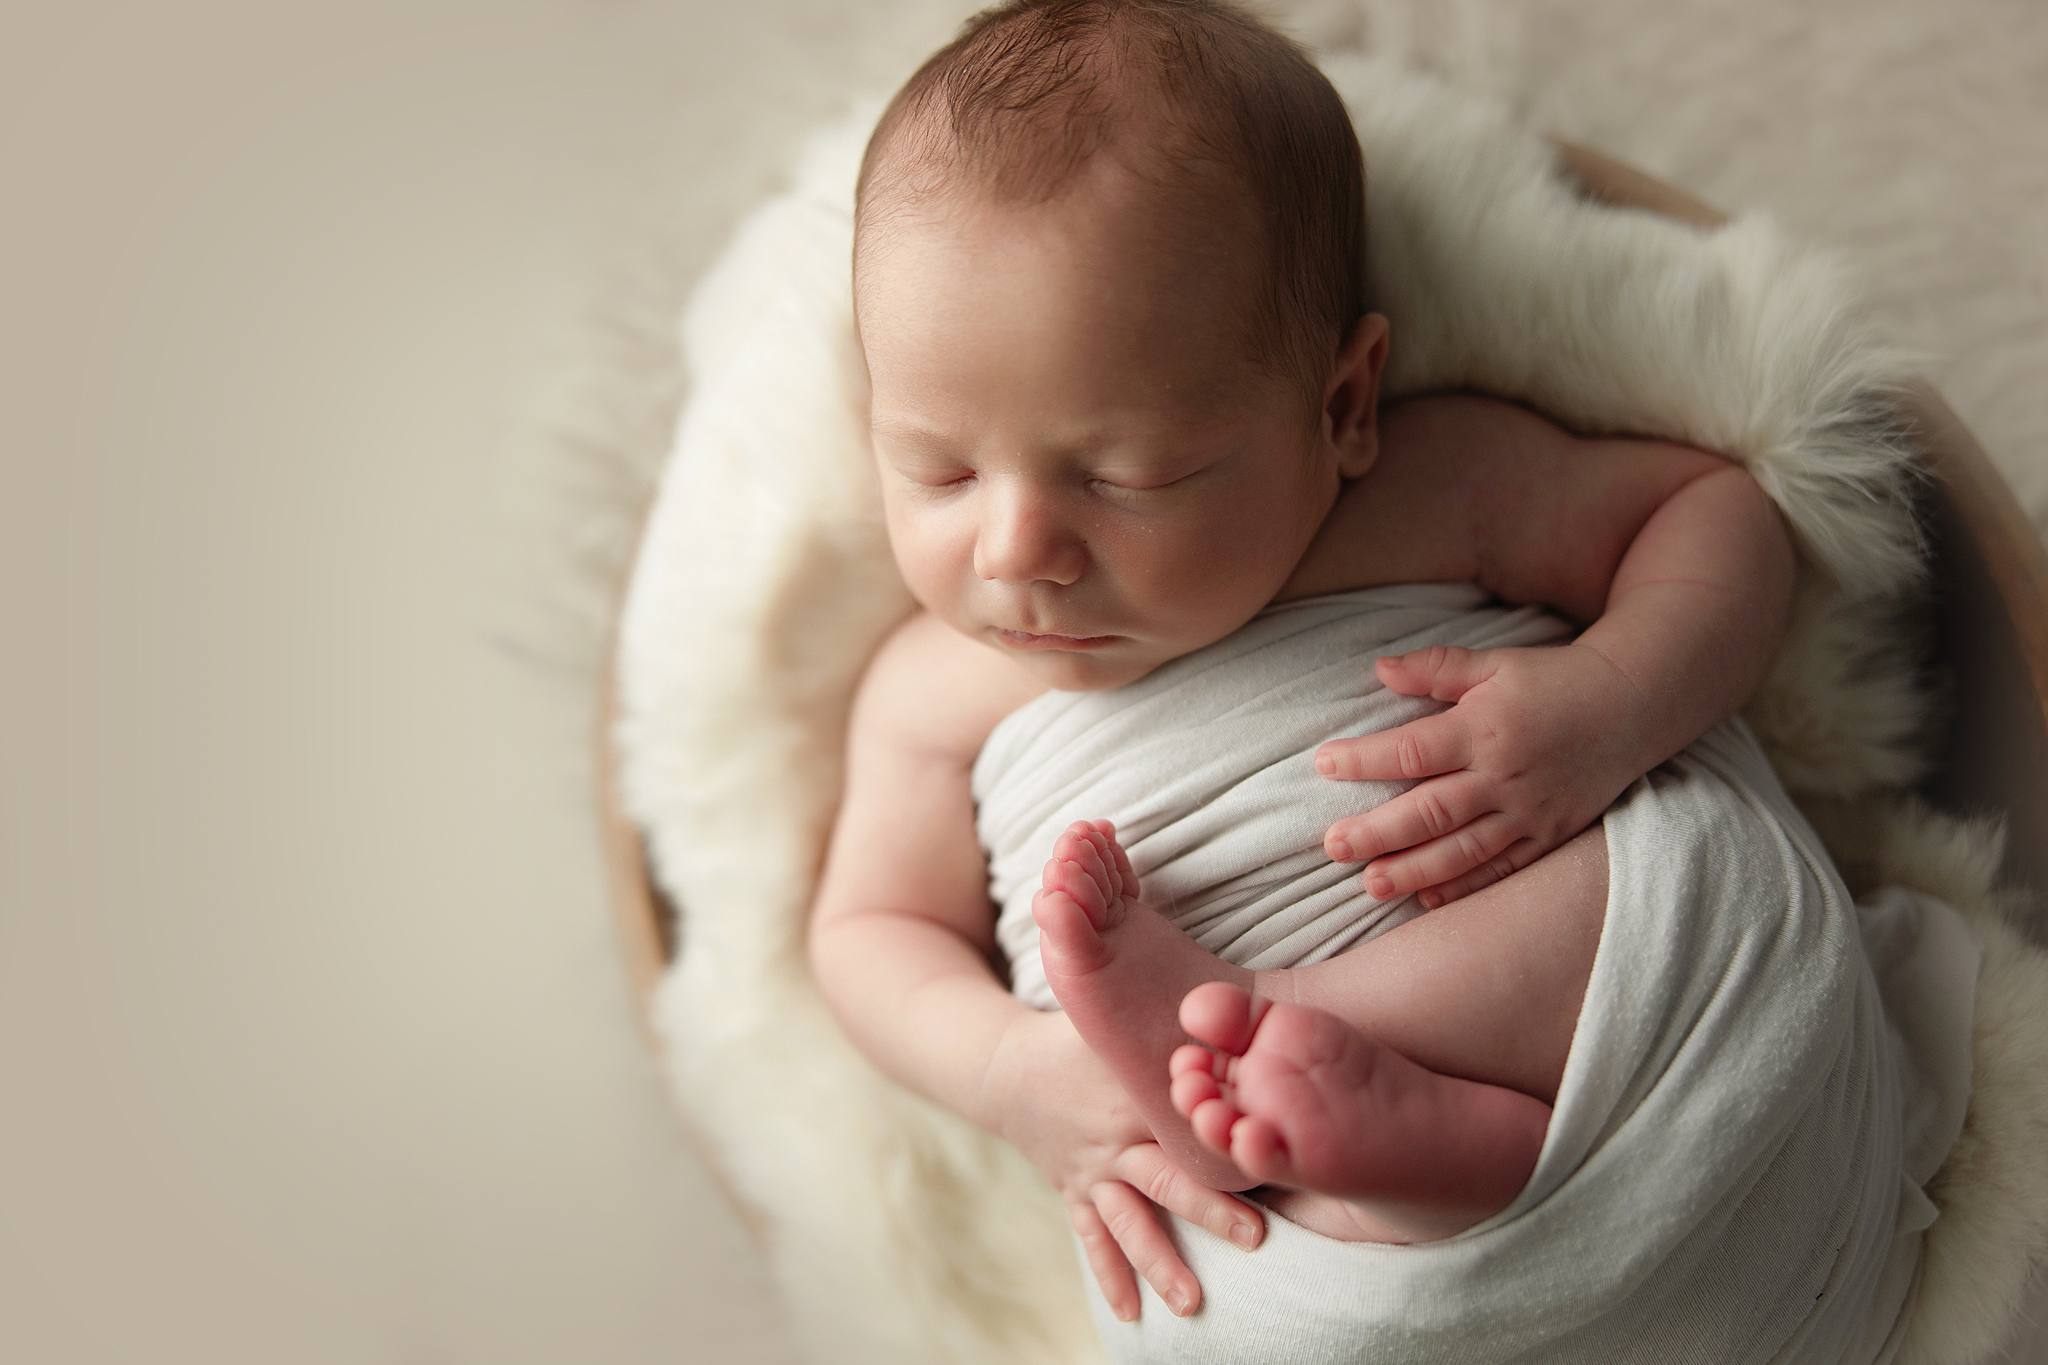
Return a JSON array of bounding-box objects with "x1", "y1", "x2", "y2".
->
[
  {"x1": 1035, "y1": 821, "x2": 1607, "y2": 1222},
  {"x1": 1271, "y1": 824, "x2": 1608, "y2": 1105}
]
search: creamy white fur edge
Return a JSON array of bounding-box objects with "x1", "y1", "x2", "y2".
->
[{"x1": 615, "y1": 58, "x2": 2048, "y2": 1365}]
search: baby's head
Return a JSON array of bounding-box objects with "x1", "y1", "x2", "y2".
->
[{"x1": 854, "y1": 0, "x2": 1388, "y2": 690}]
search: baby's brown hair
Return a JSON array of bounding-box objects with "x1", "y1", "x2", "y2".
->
[{"x1": 853, "y1": 0, "x2": 1368, "y2": 434}]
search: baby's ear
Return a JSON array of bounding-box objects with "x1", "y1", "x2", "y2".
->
[{"x1": 1326, "y1": 313, "x2": 1390, "y2": 478}]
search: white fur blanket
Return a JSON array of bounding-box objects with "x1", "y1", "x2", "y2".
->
[{"x1": 614, "y1": 54, "x2": 2048, "y2": 1365}]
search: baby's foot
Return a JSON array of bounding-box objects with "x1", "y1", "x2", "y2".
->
[
  {"x1": 1168, "y1": 981, "x2": 1549, "y2": 1243},
  {"x1": 1033, "y1": 820, "x2": 1258, "y2": 1191}
]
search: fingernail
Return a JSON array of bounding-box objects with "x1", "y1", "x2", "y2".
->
[
  {"x1": 1116, "y1": 1301, "x2": 1138, "y2": 1323},
  {"x1": 1419, "y1": 891, "x2": 1441, "y2": 909},
  {"x1": 1315, "y1": 752, "x2": 1335, "y2": 775},
  {"x1": 1367, "y1": 875, "x2": 1395, "y2": 897},
  {"x1": 1170, "y1": 1289, "x2": 1196, "y2": 1316},
  {"x1": 1230, "y1": 1222, "x2": 1259, "y2": 1248},
  {"x1": 1328, "y1": 837, "x2": 1352, "y2": 862}
]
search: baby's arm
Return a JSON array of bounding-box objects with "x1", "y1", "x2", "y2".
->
[
  {"x1": 1316, "y1": 393, "x2": 1796, "y2": 902},
  {"x1": 807, "y1": 613, "x2": 1260, "y2": 1320}
]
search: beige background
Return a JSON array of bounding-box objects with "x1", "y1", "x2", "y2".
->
[{"x1": 3, "y1": 3, "x2": 2041, "y2": 1363}]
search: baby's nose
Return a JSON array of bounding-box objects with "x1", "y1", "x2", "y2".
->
[{"x1": 974, "y1": 486, "x2": 1084, "y2": 586}]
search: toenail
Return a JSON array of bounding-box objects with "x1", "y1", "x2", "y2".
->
[
  {"x1": 1230, "y1": 1222, "x2": 1258, "y2": 1248},
  {"x1": 1368, "y1": 875, "x2": 1395, "y2": 897},
  {"x1": 1328, "y1": 838, "x2": 1351, "y2": 861}
]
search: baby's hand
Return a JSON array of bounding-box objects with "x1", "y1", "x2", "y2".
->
[
  {"x1": 983, "y1": 1008, "x2": 1265, "y2": 1322},
  {"x1": 1316, "y1": 642, "x2": 1644, "y2": 907}
]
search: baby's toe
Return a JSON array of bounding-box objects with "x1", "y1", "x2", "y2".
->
[
  {"x1": 1052, "y1": 824, "x2": 1096, "y2": 870},
  {"x1": 1179, "y1": 980, "x2": 1262, "y2": 1056},
  {"x1": 1043, "y1": 856, "x2": 1107, "y2": 923},
  {"x1": 1030, "y1": 886, "x2": 1079, "y2": 936},
  {"x1": 1099, "y1": 828, "x2": 1140, "y2": 900},
  {"x1": 1054, "y1": 826, "x2": 1114, "y2": 897},
  {"x1": 1189, "y1": 1096, "x2": 1243, "y2": 1156},
  {"x1": 1032, "y1": 888, "x2": 1113, "y2": 978},
  {"x1": 1252, "y1": 1001, "x2": 1350, "y2": 1070},
  {"x1": 1073, "y1": 820, "x2": 1138, "y2": 899},
  {"x1": 1227, "y1": 1115, "x2": 1291, "y2": 1184},
  {"x1": 1170, "y1": 1063, "x2": 1222, "y2": 1121}
]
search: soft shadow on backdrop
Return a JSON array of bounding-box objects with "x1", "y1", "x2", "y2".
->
[{"x1": 4, "y1": 3, "x2": 2040, "y2": 1363}]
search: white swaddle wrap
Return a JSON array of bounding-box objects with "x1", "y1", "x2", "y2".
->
[
  {"x1": 980, "y1": 585, "x2": 1576, "y2": 1008},
  {"x1": 971, "y1": 586, "x2": 1978, "y2": 1364}
]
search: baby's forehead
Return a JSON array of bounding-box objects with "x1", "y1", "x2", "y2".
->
[{"x1": 882, "y1": 172, "x2": 1272, "y2": 327}]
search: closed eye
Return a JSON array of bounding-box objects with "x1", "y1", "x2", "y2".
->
[
  {"x1": 897, "y1": 469, "x2": 975, "y2": 494},
  {"x1": 1089, "y1": 471, "x2": 1191, "y2": 496}
]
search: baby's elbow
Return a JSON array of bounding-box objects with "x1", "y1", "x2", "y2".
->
[
  {"x1": 1693, "y1": 460, "x2": 1795, "y2": 565},
  {"x1": 807, "y1": 900, "x2": 849, "y2": 987},
  {"x1": 1707, "y1": 466, "x2": 1799, "y2": 648},
  {"x1": 805, "y1": 895, "x2": 860, "y2": 1016},
  {"x1": 1732, "y1": 470, "x2": 1798, "y2": 606},
  {"x1": 805, "y1": 897, "x2": 897, "y2": 1027}
]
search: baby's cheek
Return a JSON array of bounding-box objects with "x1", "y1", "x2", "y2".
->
[
  {"x1": 1152, "y1": 543, "x2": 1284, "y2": 625},
  {"x1": 887, "y1": 523, "x2": 960, "y2": 596}
]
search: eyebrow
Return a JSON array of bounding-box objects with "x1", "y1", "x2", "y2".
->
[
  {"x1": 868, "y1": 411, "x2": 1225, "y2": 456},
  {"x1": 868, "y1": 416, "x2": 961, "y2": 451}
]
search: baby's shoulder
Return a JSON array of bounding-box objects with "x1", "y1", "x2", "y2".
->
[
  {"x1": 852, "y1": 611, "x2": 1050, "y2": 766},
  {"x1": 1288, "y1": 392, "x2": 1693, "y2": 603}
]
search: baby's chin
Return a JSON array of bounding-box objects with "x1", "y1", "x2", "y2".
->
[{"x1": 1006, "y1": 641, "x2": 1165, "y2": 692}]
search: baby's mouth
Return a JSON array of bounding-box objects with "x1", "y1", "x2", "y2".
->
[{"x1": 993, "y1": 627, "x2": 1117, "y2": 651}]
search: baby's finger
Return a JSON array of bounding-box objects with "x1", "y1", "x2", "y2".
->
[
  {"x1": 1092, "y1": 1180, "x2": 1204, "y2": 1316},
  {"x1": 1360, "y1": 813, "x2": 1518, "y2": 898},
  {"x1": 1413, "y1": 838, "x2": 1544, "y2": 909},
  {"x1": 1113, "y1": 1142, "x2": 1264, "y2": 1251},
  {"x1": 1324, "y1": 772, "x2": 1491, "y2": 864},
  {"x1": 1315, "y1": 711, "x2": 1473, "y2": 783},
  {"x1": 1070, "y1": 1198, "x2": 1141, "y2": 1322},
  {"x1": 1374, "y1": 644, "x2": 1497, "y2": 702}
]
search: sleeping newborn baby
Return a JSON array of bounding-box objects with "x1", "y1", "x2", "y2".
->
[{"x1": 809, "y1": 2, "x2": 1969, "y2": 1360}]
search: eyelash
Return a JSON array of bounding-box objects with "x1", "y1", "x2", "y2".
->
[
  {"x1": 904, "y1": 473, "x2": 1170, "y2": 499},
  {"x1": 902, "y1": 474, "x2": 972, "y2": 499}
]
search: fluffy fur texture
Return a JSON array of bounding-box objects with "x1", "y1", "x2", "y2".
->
[
  {"x1": 1864, "y1": 802, "x2": 2048, "y2": 1365},
  {"x1": 610, "y1": 54, "x2": 2048, "y2": 1365},
  {"x1": 1287, "y1": 0, "x2": 2048, "y2": 540}
]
